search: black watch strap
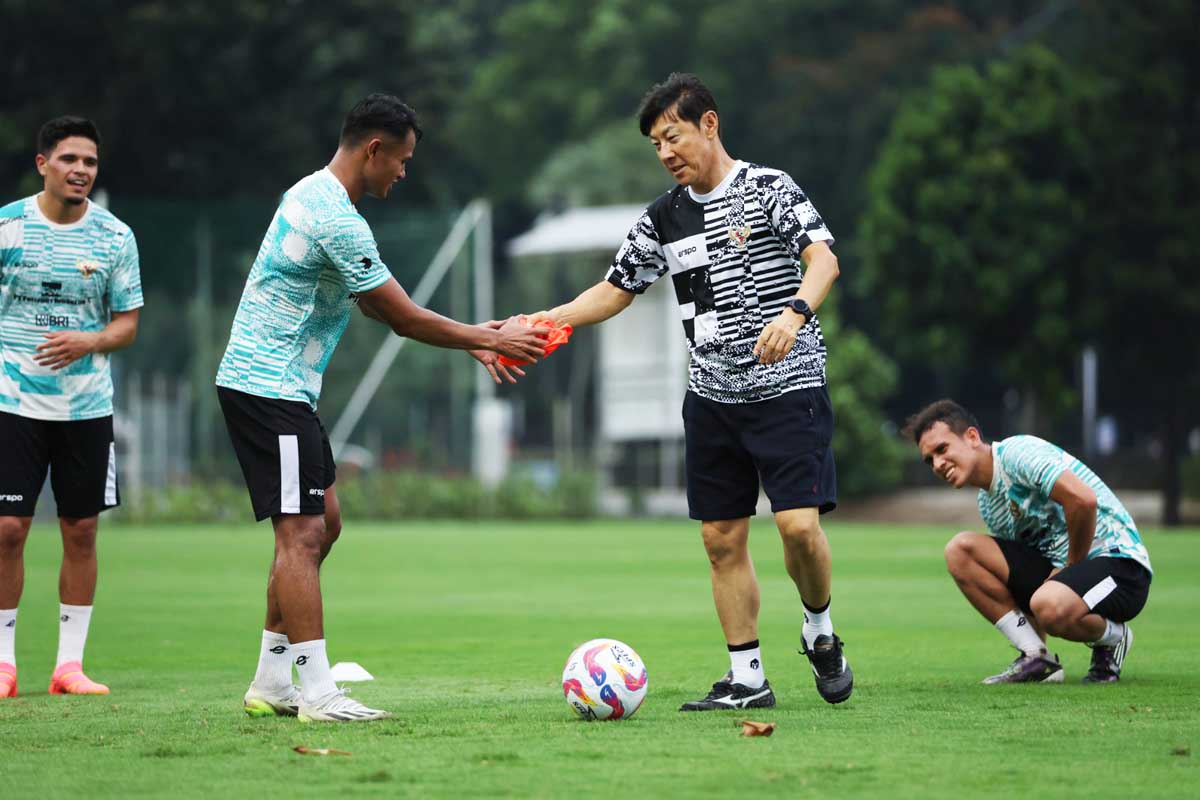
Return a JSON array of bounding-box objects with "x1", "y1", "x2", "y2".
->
[{"x1": 787, "y1": 298, "x2": 813, "y2": 323}]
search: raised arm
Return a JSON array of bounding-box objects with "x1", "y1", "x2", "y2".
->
[
  {"x1": 357, "y1": 277, "x2": 547, "y2": 363},
  {"x1": 535, "y1": 280, "x2": 636, "y2": 329}
]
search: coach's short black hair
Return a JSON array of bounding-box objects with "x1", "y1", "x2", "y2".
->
[
  {"x1": 637, "y1": 73, "x2": 719, "y2": 137},
  {"x1": 902, "y1": 399, "x2": 984, "y2": 444},
  {"x1": 38, "y1": 116, "x2": 101, "y2": 155},
  {"x1": 340, "y1": 93, "x2": 423, "y2": 146}
]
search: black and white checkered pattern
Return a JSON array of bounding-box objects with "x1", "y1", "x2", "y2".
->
[{"x1": 606, "y1": 162, "x2": 834, "y2": 404}]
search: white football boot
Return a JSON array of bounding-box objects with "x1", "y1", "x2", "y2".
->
[
  {"x1": 244, "y1": 683, "x2": 303, "y2": 717},
  {"x1": 298, "y1": 687, "x2": 391, "y2": 722}
]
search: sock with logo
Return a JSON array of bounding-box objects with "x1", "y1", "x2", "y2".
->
[
  {"x1": 292, "y1": 639, "x2": 338, "y2": 704},
  {"x1": 0, "y1": 608, "x2": 16, "y2": 664},
  {"x1": 56, "y1": 604, "x2": 94, "y2": 666},
  {"x1": 1091, "y1": 619, "x2": 1126, "y2": 648},
  {"x1": 728, "y1": 640, "x2": 765, "y2": 688},
  {"x1": 252, "y1": 630, "x2": 293, "y2": 691},
  {"x1": 802, "y1": 597, "x2": 834, "y2": 650},
  {"x1": 995, "y1": 609, "x2": 1046, "y2": 656}
]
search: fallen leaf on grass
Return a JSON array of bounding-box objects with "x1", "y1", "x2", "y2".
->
[
  {"x1": 294, "y1": 746, "x2": 353, "y2": 756},
  {"x1": 740, "y1": 720, "x2": 776, "y2": 737}
]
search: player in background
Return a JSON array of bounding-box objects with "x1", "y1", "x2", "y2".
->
[
  {"x1": 0, "y1": 116, "x2": 143, "y2": 698},
  {"x1": 521, "y1": 73, "x2": 853, "y2": 709},
  {"x1": 905, "y1": 399, "x2": 1152, "y2": 683},
  {"x1": 216, "y1": 94, "x2": 546, "y2": 722}
]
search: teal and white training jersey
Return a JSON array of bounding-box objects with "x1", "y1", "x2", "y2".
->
[
  {"x1": 215, "y1": 168, "x2": 392, "y2": 409},
  {"x1": 978, "y1": 435, "x2": 1151, "y2": 573},
  {"x1": 0, "y1": 196, "x2": 142, "y2": 421}
]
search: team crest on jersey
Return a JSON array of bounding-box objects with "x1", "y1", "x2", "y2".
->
[
  {"x1": 76, "y1": 259, "x2": 100, "y2": 278},
  {"x1": 727, "y1": 225, "x2": 752, "y2": 250},
  {"x1": 1009, "y1": 500, "x2": 1021, "y2": 519}
]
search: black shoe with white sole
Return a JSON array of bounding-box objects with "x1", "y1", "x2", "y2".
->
[
  {"x1": 801, "y1": 634, "x2": 853, "y2": 704},
  {"x1": 679, "y1": 672, "x2": 776, "y2": 712}
]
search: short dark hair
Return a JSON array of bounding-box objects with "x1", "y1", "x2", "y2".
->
[
  {"x1": 38, "y1": 116, "x2": 101, "y2": 155},
  {"x1": 902, "y1": 399, "x2": 984, "y2": 444},
  {"x1": 637, "y1": 73, "x2": 719, "y2": 137},
  {"x1": 340, "y1": 93, "x2": 423, "y2": 146}
]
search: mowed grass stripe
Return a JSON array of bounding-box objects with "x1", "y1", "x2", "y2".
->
[{"x1": 0, "y1": 521, "x2": 1196, "y2": 799}]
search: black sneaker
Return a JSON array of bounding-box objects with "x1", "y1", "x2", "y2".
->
[
  {"x1": 1083, "y1": 625, "x2": 1133, "y2": 684},
  {"x1": 679, "y1": 671, "x2": 776, "y2": 712},
  {"x1": 801, "y1": 634, "x2": 853, "y2": 704}
]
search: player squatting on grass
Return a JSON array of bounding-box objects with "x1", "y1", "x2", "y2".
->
[
  {"x1": 1, "y1": 117, "x2": 144, "y2": 699},
  {"x1": 906, "y1": 399, "x2": 1152, "y2": 684},
  {"x1": 214, "y1": 94, "x2": 547, "y2": 722},
  {"x1": 522, "y1": 73, "x2": 853, "y2": 709}
]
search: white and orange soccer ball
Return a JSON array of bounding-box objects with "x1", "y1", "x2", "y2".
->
[{"x1": 561, "y1": 638, "x2": 648, "y2": 721}]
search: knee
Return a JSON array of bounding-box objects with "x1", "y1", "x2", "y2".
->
[
  {"x1": 0, "y1": 518, "x2": 30, "y2": 556},
  {"x1": 324, "y1": 513, "x2": 342, "y2": 548},
  {"x1": 1029, "y1": 588, "x2": 1072, "y2": 634},
  {"x1": 943, "y1": 532, "x2": 976, "y2": 577},
  {"x1": 779, "y1": 516, "x2": 823, "y2": 554},
  {"x1": 701, "y1": 521, "x2": 747, "y2": 568},
  {"x1": 277, "y1": 518, "x2": 326, "y2": 563},
  {"x1": 60, "y1": 518, "x2": 98, "y2": 555}
]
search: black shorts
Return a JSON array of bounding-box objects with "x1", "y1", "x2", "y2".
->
[
  {"x1": 995, "y1": 537, "x2": 1152, "y2": 622},
  {"x1": 683, "y1": 385, "x2": 837, "y2": 521},
  {"x1": 0, "y1": 411, "x2": 119, "y2": 518},
  {"x1": 217, "y1": 387, "x2": 336, "y2": 522}
]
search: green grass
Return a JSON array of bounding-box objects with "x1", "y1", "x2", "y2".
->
[{"x1": 1, "y1": 520, "x2": 1197, "y2": 798}]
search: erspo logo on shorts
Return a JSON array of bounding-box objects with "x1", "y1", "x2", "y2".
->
[{"x1": 0, "y1": 494, "x2": 25, "y2": 502}]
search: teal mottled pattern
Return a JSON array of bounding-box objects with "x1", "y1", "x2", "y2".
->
[
  {"x1": 216, "y1": 169, "x2": 392, "y2": 409},
  {"x1": 0, "y1": 196, "x2": 142, "y2": 420},
  {"x1": 978, "y1": 435, "x2": 1151, "y2": 572}
]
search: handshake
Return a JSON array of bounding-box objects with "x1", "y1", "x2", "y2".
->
[{"x1": 470, "y1": 313, "x2": 574, "y2": 384}]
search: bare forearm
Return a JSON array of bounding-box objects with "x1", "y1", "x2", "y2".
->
[
  {"x1": 1065, "y1": 504, "x2": 1097, "y2": 565},
  {"x1": 796, "y1": 247, "x2": 840, "y2": 312},
  {"x1": 388, "y1": 305, "x2": 495, "y2": 351},
  {"x1": 545, "y1": 281, "x2": 634, "y2": 328},
  {"x1": 95, "y1": 314, "x2": 138, "y2": 353}
]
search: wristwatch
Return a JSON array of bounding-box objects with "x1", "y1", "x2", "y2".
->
[{"x1": 786, "y1": 298, "x2": 813, "y2": 324}]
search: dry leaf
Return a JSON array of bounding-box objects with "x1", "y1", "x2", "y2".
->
[
  {"x1": 294, "y1": 746, "x2": 353, "y2": 756},
  {"x1": 740, "y1": 719, "x2": 776, "y2": 737}
]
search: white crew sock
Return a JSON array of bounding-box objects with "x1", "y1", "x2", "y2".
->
[
  {"x1": 728, "y1": 641, "x2": 765, "y2": 688},
  {"x1": 802, "y1": 599, "x2": 834, "y2": 650},
  {"x1": 0, "y1": 608, "x2": 16, "y2": 664},
  {"x1": 56, "y1": 604, "x2": 94, "y2": 666},
  {"x1": 252, "y1": 630, "x2": 294, "y2": 691},
  {"x1": 995, "y1": 609, "x2": 1046, "y2": 656},
  {"x1": 1091, "y1": 619, "x2": 1126, "y2": 648},
  {"x1": 292, "y1": 639, "x2": 338, "y2": 704}
]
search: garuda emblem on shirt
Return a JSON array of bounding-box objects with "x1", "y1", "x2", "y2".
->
[
  {"x1": 728, "y1": 225, "x2": 752, "y2": 250},
  {"x1": 76, "y1": 259, "x2": 100, "y2": 278}
]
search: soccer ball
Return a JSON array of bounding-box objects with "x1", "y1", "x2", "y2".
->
[{"x1": 561, "y1": 638, "x2": 648, "y2": 721}]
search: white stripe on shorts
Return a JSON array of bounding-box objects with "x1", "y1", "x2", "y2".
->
[
  {"x1": 1082, "y1": 575, "x2": 1118, "y2": 610},
  {"x1": 279, "y1": 435, "x2": 300, "y2": 514},
  {"x1": 104, "y1": 442, "x2": 118, "y2": 505}
]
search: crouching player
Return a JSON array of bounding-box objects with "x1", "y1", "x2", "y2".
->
[{"x1": 905, "y1": 400, "x2": 1151, "y2": 684}]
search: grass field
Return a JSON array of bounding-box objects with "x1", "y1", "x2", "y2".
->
[{"x1": 1, "y1": 519, "x2": 1196, "y2": 799}]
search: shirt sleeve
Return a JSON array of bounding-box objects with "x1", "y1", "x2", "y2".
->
[
  {"x1": 1001, "y1": 437, "x2": 1069, "y2": 497},
  {"x1": 108, "y1": 232, "x2": 144, "y2": 312},
  {"x1": 316, "y1": 213, "x2": 392, "y2": 293},
  {"x1": 604, "y1": 209, "x2": 668, "y2": 295},
  {"x1": 759, "y1": 170, "x2": 834, "y2": 262}
]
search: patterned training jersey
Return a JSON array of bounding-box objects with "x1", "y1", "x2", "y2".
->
[
  {"x1": 0, "y1": 196, "x2": 142, "y2": 421},
  {"x1": 605, "y1": 161, "x2": 834, "y2": 404},
  {"x1": 216, "y1": 168, "x2": 392, "y2": 409},
  {"x1": 978, "y1": 435, "x2": 1151, "y2": 573}
]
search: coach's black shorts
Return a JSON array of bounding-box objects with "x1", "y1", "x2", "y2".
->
[
  {"x1": 0, "y1": 411, "x2": 119, "y2": 518},
  {"x1": 995, "y1": 537, "x2": 1152, "y2": 622},
  {"x1": 683, "y1": 385, "x2": 837, "y2": 521},
  {"x1": 217, "y1": 387, "x2": 335, "y2": 522}
]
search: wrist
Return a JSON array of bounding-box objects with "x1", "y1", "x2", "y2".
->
[{"x1": 785, "y1": 298, "x2": 812, "y2": 325}]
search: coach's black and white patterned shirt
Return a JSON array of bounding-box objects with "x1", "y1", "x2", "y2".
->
[{"x1": 605, "y1": 161, "x2": 834, "y2": 404}]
